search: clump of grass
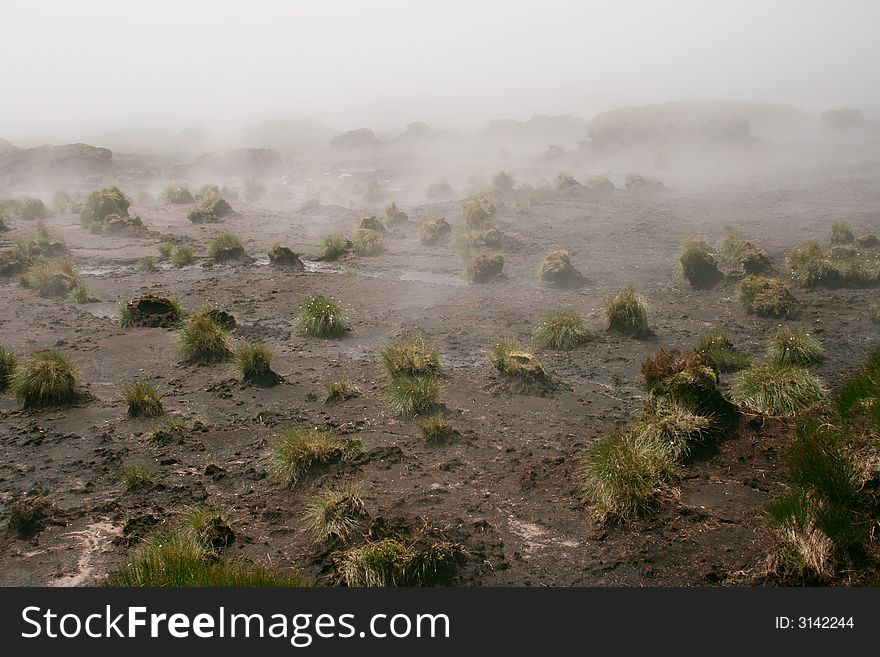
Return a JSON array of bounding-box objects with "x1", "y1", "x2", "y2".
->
[
  {"x1": 10, "y1": 349, "x2": 80, "y2": 408},
  {"x1": 488, "y1": 340, "x2": 545, "y2": 381},
  {"x1": 578, "y1": 431, "x2": 675, "y2": 521},
  {"x1": 464, "y1": 251, "x2": 503, "y2": 283},
  {"x1": 738, "y1": 275, "x2": 799, "y2": 318},
  {"x1": 8, "y1": 496, "x2": 55, "y2": 537},
  {"x1": 788, "y1": 241, "x2": 879, "y2": 288},
  {"x1": 177, "y1": 505, "x2": 236, "y2": 551},
  {"x1": 171, "y1": 245, "x2": 195, "y2": 267},
  {"x1": 357, "y1": 215, "x2": 386, "y2": 233},
  {"x1": 119, "y1": 293, "x2": 183, "y2": 328},
  {"x1": 187, "y1": 195, "x2": 232, "y2": 223},
  {"x1": 555, "y1": 173, "x2": 580, "y2": 189},
  {"x1": 585, "y1": 175, "x2": 615, "y2": 192},
  {"x1": 641, "y1": 349, "x2": 726, "y2": 415},
  {"x1": 384, "y1": 202, "x2": 408, "y2": 227},
  {"x1": 119, "y1": 465, "x2": 155, "y2": 490},
  {"x1": 538, "y1": 249, "x2": 583, "y2": 287},
  {"x1": 831, "y1": 222, "x2": 854, "y2": 244},
  {"x1": 461, "y1": 196, "x2": 496, "y2": 229},
  {"x1": 149, "y1": 415, "x2": 189, "y2": 444},
  {"x1": 234, "y1": 343, "x2": 280, "y2": 386},
  {"x1": 333, "y1": 534, "x2": 462, "y2": 587},
  {"x1": 137, "y1": 256, "x2": 158, "y2": 272},
  {"x1": 158, "y1": 242, "x2": 174, "y2": 259},
  {"x1": 420, "y1": 217, "x2": 452, "y2": 245},
  {"x1": 105, "y1": 529, "x2": 304, "y2": 587},
  {"x1": 269, "y1": 426, "x2": 365, "y2": 485},
  {"x1": 303, "y1": 482, "x2": 366, "y2": 543},
  {"x1": 68, "y1": 282, "x2": 99, "y2": 303},
  {"x1": 15, "y1": 196, "x2": 50, "y2": 221},
  {"x1": 207, "y1": 233, "x2": 245, "y2": 261},
  {"x1": 0, "y1": 347, "x2": 17, "y2": 391},
  {"x1": 696, "y1": 330, "x2": 751, "y2": 372},
  {"x1": 325, "y1": 380, "x2": 360, "y2": 404},
  {"x1": 352, "y1": 228, "x2": 384, "y2": 256},
  {"x1": 163, "y1": 185, "x2": 194, "y2": 204},
  {"x1": 122, "y1": 378, "x2": 164, "y2": 417},
  {"x1": 765, "y1": 423, "x2": 865, "y2": 581},
  {"x1": 679, "y1": 236, "x2": 722, "y2": 289},
  {"x1": 178, "y1": 314, "x2": 233, "y2": 364},
  {"x1": 16, "y1": 220, "x2": 67, "y2": 258},
  {"x1": 80, "y1": 187, "x2": 129, "y2": 226},
  {"x1": 417, "y1": 413, "x2": 455, "y2": 442},
  {"x1": 379, "y1": 330, "x2": 442, "y2": 379},
  {"x1": 318, "y1": 234, "x2": 350, "y2": 261},
  {"x1": 871, "y1": 302, "x2": 880, "y2": 324},
  {"x1": 603, "y1": 287, "x2": 651, "y2": 337},
  {"x1": 21, "y1": 258, "x2": 82, "y2": 297},
  {"x1": 766, "y1": 327, "x2": 825, "y2": 367},
  {"x1": 295, "y1": 295, "x2": 349, "y2": 338},
  {"x1": 835, "y1": 349, "x2": 880, "y2": 426},
  {"x1": 385, "y1": 375, "x2": 441, "y2": 417},
  {"x1": 532, "y1": 310, "x2": 596, "y2": 350},
  {"x1": 636, "y1": 400, "x2": 713, "y2": 461},
  {"x1": 268, "y1": 244, "x2": 304, "y2": 269},
  {"x1": 729, "y1": 364, "x2": 829, "y2": 418}
]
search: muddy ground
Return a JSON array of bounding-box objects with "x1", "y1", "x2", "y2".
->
[{"x1": 1, "y1": 154, "x2": 879, "y2": 586}]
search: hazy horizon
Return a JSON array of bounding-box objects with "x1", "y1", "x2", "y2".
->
[{"x1": 3, "y1": 0, "x2": 880, "y2": 145}]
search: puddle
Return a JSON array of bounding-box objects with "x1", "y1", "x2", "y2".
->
[
  {"x1": 78, "y1": 301, "x2": 119, "y2": 319},
  {"x1": 399, "y1": 270, "x2": 465, "y2": 287}
]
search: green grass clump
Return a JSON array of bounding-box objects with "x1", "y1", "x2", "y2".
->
[
  {"x1": 171, "y1": 245, "x2": 195, "y2": 267},
  {"x1": 318, "y1": 235, "x2": 350, "y2": 261},
  {"x1": 603, "y1": 287, "x2": 651, "y2": 337},
  {"x1": 738, "y1": 275, "x2": 799, "y2": 318},
  {"x1": 835, "y1": 350, "x2": 880, "y2": 427},
  {"x1": 695, "y1": 330, "x2": 751, "y2": 372},
  {"x1": 641, "y1": 349, "x2": 726, "y2": 415},
  {"x1": 385, "y1": 375, "x2": 441, "y2": 417},
  {"x1": 105, "y1": 529, "x2": 304, "y2": 587},
  {"x1": 416, "y1": 413, "x2": 455, "y2": 442},
  {"x1": 295, "y1": 295, "x2": 349, "y2": 338},
  {"x1": 352, "y1": 228, "x2": 384, "y2": 256},
  {"x1": 765, "y1": 423, "x2": 865, "y2": 580},
  {"x1": 461, "y1": 196, "x2": 496, "y2": 229},
  {"x1": 831, "y1": 222, "x2": 854, "y2": 244},
  {"x1": 269, "y1": 426, "x2": 365, "y2": 485},
  {"x1": 119, "y1": 293, "x2": 183, "y2": 329},
  {"x1": 788, "y1": 241, "x2": 879, "y2": 288},
  {"x1": 158, "y1": 242, "x2": 174, "y2": 259},
  {"x1": 149, "y1": 415, "x2": 189, "y2": 444},
  {"x1": 488, "y1": 340, "x2": 545, "y2": 381},
  {"x1": 419, "y1": 217, "x2": 452, "y2": 245},
  {"x1": 464, "y1": 251, "x2": 504, "y2": 283},
  {"x1": 325, "y1": 380, "x2": 359, "y2": 404},
  {"x1": 303, "y1": 482, "x2": 366, "y2": 543},
  {"x1": 68, "y1": 282, "x2": 99, "y2": 303},
  {"x1": 871, "y1": 302, "x2": 880, "y2": 324},
  {"x1": 729, "y1": 364, "x2": 829, "y2": 418},
  {"x1": 10, "y1": 349, "x2": 80, "y2": 408},
  {"x1": 80, "y1": 187, "x2": 129, "y2": 226},
  {"x1": 122, "y1": 378, "x2": 164, "y2": 418},
  {"x1": 137, "y1": 256, "x2": 158, "y2": 272},
  {"x1": 178, "y1": 314, "x2": 233, "y2": 364},
  {"x1": 579, "y1": 431, "x2": 676, "y2": 521},
  {"x1": 379, "y1": 330, "x2": 442, "y2": 378},
  {"x1": 0, "y1": 347, "x2": 18, "y2": 391},
  {"x1": 234, "y1": 343, "x2": 279, "y2": 385},
  {"x1": 538, "y1": 248, "x2": 583, "y2": 287},
  {"x1": 16, "y1": 220, "x2": 67, "y2": 258},
  {"x1": 21, "y1": 258, "x2": 82, "y2": 297},
  {"x1": 532, "y1": 310, "x2": 596, "y2": 350},
  {"x1": 766, "y1": 327, "x2": 825, "y2": 367},
  {"x1": 187, "y1": 196, "x2": 232, "y2": 223},
  {"x1": 119, "y1": 465, "x2": 155, "y2": 490},
  {"x1": 636, "y1": 400, "x2": 713, "y2": 461},
  {"x1": 15, "y1": 196, "x2": 50, "y2": 221},
  {"x1": 333, "y1": 535, "x2": 461, "y2": 587},
  {"x1": 679, "y1": 237, "x2": 723, "y2": 289},
  {"x1": 163, "y1": 185, "x2": 194, "y2": 204},
  {"x1": 207, "y1": 233, "x2": 245, "y2": 261}
]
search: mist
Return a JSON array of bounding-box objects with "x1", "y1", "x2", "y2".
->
[{"x1": 3, "y1": 0, "x2": 880, "y2": 146}]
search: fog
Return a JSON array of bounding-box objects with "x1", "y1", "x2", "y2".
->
[{"x1": 3, "y1": 0, "x2": 880, "y2": 146}]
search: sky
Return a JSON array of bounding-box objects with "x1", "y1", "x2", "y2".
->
[{"x1": 2, "y1": 0, "x2": 880, "y2": 143}]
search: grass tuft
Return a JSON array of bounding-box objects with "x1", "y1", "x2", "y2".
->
[
  {"x1": 738, "y1": 275, "x2": 799, "y2": 318},
  {"x1": 234, "y1": 343, "x2": 279, "y2": 385},
  {"x1": 303, "y1": 482, "x2": 366, "y2": 543},
  {"x1": 695, "y1": 330, "x2": 751, "y2": 372},
  {"x1": 333, "y1": 534, "x2": 462, "y2": 587},
  {"x1": 10, "y1": 349, "x2": 80, "y2": 408},
  {"x1": 352, "y1": 228, "x2": 384, "y2": 256},
  {"x1": 603, "y1": 287, "x2": 651, "y2": 337},
  {"x1": 122, "y1": 378, "x2": 164, "y2": 417},
  {"x1": 729, "y1": 364, "x2": 829, "y2": 418},
  {"x1": 171, "y1": 245, "x2": 195, "y2": 267},
  {"x1": 207, "y1": 234, "x2": 245, "y2": 261},
  {"x1": 830, "y1": 222, "x2": 854, "y2": 244},
  {"x1": 766, "y1": 327, "x2": 825, "y2": 367},
  {"x1": 178, "y1": 314, "x2": 233, "y2": 364},
  {"x1": 532, "y1": 310, "x2": 596, "y2": 350},
  {"x1": 119, "y1": 465, "x2": 155, "y2": 490},
  {"x1": 379, "y1": 330, "x2": 442, "y2": 379},
  {"x1": 419, "y1": 217, "x2": 452, "y2": 245},
  {"x1": 679, "y1": 236, "x2": 723, "y2": 288},
  {"x1": 269, "y1": 426, "x2": 365, "y2": 485},
  {"x1": 295, "y1": 295, "x2": 349, "y2": 338},
  {"x1": 324, "y1": 380, "x2": 360, "y2": 404},
  {"x1": 0, "y1": 347, "x2": 17, "y2": 391},
  {"x1": 318, "y1": 235, "x2": 350, "y2": 261},
  {"x1": 416, "y1": 413, "x2": 455, "y2": 442},
  {"x1": 385, "y1": 375, "x2": 441, "y2": 417}
]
